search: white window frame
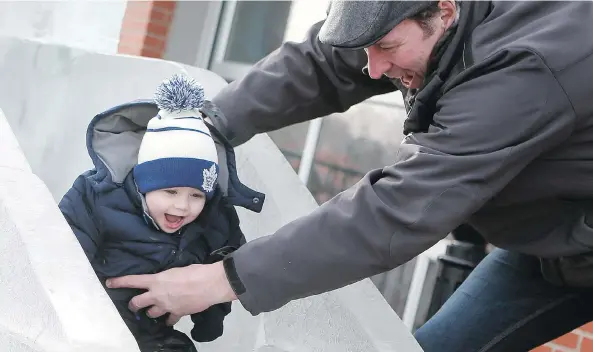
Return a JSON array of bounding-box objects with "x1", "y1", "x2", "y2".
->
[
  {"x1": 209, "y1": 0, "x2": 296, "y2": 82},
  {"x1": 209, "y1": 1, "x2": 248, "y2": 81},
  {"x1": 193, "y1": 1, "x2": 225, "y2": 70}
]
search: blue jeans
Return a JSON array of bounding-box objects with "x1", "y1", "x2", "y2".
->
[{"x1": 414, "y1": 249, "x2": 593, "y2": 351}]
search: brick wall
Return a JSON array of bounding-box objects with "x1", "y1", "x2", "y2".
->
[
  {"x1": 532, "y1": 322, "x2": 593, "y2": 352},
  {"x1": 118, "y1": 0, "x2": 177, "y2": 58}
]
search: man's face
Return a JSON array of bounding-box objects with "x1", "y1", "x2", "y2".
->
[
  {"x1": 145, "y1": 187, "x2": 206, "y2": 233},
  {"x1": 365, "y1": 1, "x2": 457, "y2": 89}
]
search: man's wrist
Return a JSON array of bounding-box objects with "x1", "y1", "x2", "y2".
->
[
  {"x1": 212, "y1": 260, "x2": 238, "y2": 302},
  {"x1": 222, "y1": 255, "x2": 246, "y2": 296}
]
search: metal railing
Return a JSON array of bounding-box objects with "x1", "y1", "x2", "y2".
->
[{"x1": 281, "y1": 149, "x2": 365, "y2": 204}]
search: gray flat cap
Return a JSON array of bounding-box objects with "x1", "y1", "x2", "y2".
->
[{"x1": 319, "y1": 1, "x2": 434, "y2": 49}]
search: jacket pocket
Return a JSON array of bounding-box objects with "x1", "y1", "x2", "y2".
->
[
  {"x1": 540, "y1": 201, "x2": 593, "y2": 287},
  {"x1": 541, "y1": 253, "x2": 593, "y2": 287}
]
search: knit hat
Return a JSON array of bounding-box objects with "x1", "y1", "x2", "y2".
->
[
  {"x1": 319, "y1": 1, "x2": 433, "y2": 49},
  {"x1": 133, "y1": 74, "x2": 219, "y2": 199}
]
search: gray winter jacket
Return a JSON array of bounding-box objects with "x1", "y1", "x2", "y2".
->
[{"x1": 211, "y1": 1, "x2": 593, "y2": 315}]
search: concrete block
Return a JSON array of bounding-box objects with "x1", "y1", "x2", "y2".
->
[{"x1": 0, "y1": 110, "x2": 140, "y2": 352}]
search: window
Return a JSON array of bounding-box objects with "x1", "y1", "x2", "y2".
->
[
  {"x1": 269, "y1": 92, "x2": 407, "y2": 203},
  {"x1": 223, "y1": 1, "x2": 291, "y2": 64},
  {"x1": 209, "y1": 0, "x2": 329, "y2": 81}
]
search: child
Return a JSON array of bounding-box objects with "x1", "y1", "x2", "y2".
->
[{"x1": 58, "y1": 74, "x2": 264, "y2": 352}]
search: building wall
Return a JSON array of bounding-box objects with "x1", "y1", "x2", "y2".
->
[{"x1": 0, "y1": 1, "x2": 126, "y2": 55}]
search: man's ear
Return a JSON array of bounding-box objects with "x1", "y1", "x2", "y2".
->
[{"x1": 438, "y1": 0, "x2": 458, "y2": 30}]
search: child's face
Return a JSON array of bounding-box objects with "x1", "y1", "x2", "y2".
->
[{"x1": 145, "y1": 187, "x2": 206, "y2": 233}]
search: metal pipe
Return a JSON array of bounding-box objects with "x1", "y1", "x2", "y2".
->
[{"x1": 298, "y1": 118, "x2": 323, "y2": 184}]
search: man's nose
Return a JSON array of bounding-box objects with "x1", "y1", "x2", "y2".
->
[{"x1": 366, "y1": 46, "x2": 390, "y2": 79}]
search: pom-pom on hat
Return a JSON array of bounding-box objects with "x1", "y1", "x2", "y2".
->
[{"x1": 133, "y1": 74, "x2": 219, "y2": 199}]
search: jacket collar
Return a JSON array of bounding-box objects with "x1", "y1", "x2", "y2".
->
[
  {"x1": 123, "y1": 172, "x2": 162, "y2": 231},
  {"x1": 201, "y1": 111, "x2": 266, "y2": 213},
  {"x1": 402, "y1": 1, "x2": 492, "y2": 135}
]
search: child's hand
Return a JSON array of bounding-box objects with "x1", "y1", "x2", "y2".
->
[{"x1": 105, "y1": 261, "x2": 237, "y2": 326}]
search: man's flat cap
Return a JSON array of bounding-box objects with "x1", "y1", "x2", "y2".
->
[{"x1": 319, "y1": 1, "x2": 434, "y2": 49}]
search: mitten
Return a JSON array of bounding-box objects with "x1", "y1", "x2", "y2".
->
[{"x1": 190, "y1": 303, "x2": 231, "y2": 342}]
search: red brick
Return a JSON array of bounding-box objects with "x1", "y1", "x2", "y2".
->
[
  {"x1": 117, "y1": 0, "x2": 176, "y2": 59},
  {"x1": 123, "y1": 11, "x2": 173, "y2": 28},
  {"x1": 149, "y1": 9, "x2": 172, "y2": 24},
  {"x1": 153, "y1": 0, "x2": 176, "y2": 11},
  {"x1": 118, "y1": 47, "x2": 139, "y2": 56},
  {"x1": 530, "y1": 346, "x2": 553, "y2": 352},
  {"x1": 118, "y1": 32, "x2": 145, "y2": 50},
  {"x1": 122, "y1": 1, "x2": 153, "y2": 21},
  {"x1": 145, "y1": 21, "x2": 170, "y2": 37},
  {"x1": 125, "y1": 1, "x2": 153, "y2": 12},
  {"x1": 117, "y1": 43, "x2": 144, "y2": 55},
  {"x1": 141, "y1": 47, "x2": 164, "y2": 58},
  {"x1": 553, "y1": 332, "x2": 580, "y2": 349},
  {"x1": 119, "y1": 30, "x2": 145, "y2": 41},
  {"x1": 581, "y1": 336, "x2": 593, "y2": 351},
  {"x1": 119, "y1": 36, "x2": 165, "y2": 54},
  {"x1": 143, "y1": 35, "x2": 166, "y2": 51},
  {"x1": 121, "y1": 20, "x2": 166, "y2": 37},
  {"x1": 120, "y1": 19, "x2": 149, "y2": 33},
  {"x1": 579, "y1": 321, "x2": 593, "y2": 335}
]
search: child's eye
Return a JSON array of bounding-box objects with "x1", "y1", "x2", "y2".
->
[
  {"x1": 192, "y1": 193, "x2": 204, "y2": 198},
  {"x1": 164, "y1": 189, "x2": 177, "y2": 195}
]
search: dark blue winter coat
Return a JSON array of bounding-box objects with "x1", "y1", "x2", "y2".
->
[{"x1": 58, "y1": 100, "x2": 264, "y2": 346}]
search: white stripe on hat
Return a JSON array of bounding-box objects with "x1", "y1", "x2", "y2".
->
[{"x1": 138, "y1": 129, "x2": 218, "y2": 164}]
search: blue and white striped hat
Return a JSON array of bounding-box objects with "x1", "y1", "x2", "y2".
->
[{"x1": 133, "y1": 74, "x2": 219, "y2": 199}]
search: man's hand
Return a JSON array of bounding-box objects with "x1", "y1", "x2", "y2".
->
[{"x1": 106, "y1": 261, "x2": 237, "y2": 326}]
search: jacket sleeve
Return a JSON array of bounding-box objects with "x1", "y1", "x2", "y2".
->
[
  {"x1": 58, "y1": 173, "x2": 103, "y2": 262},
  {"x1": 210, "y1": 20, "x2": 396, "y2": 146},
  {"x1": 226, "y1": 49, "x2": 576, "y2": 314},
  {"x1": 190, "y1": 303, "x2": 231, "y2": 342}
]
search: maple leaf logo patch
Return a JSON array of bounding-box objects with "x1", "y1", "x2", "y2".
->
[{"x1": 202, "y1": 164, "x2": 217, "y2": 193}]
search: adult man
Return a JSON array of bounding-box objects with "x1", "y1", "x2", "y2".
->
[{"x1": 108, "y1": 1, "x2": 593, "y2": 350}]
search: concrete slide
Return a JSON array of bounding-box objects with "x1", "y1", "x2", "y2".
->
[{"x1": 0, "y1": 36, "x2": 424, "y2": 352}]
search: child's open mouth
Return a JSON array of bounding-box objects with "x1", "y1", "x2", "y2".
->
[{"x1": 164, "y1": 214, "x2": 184, "y2": 229}]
